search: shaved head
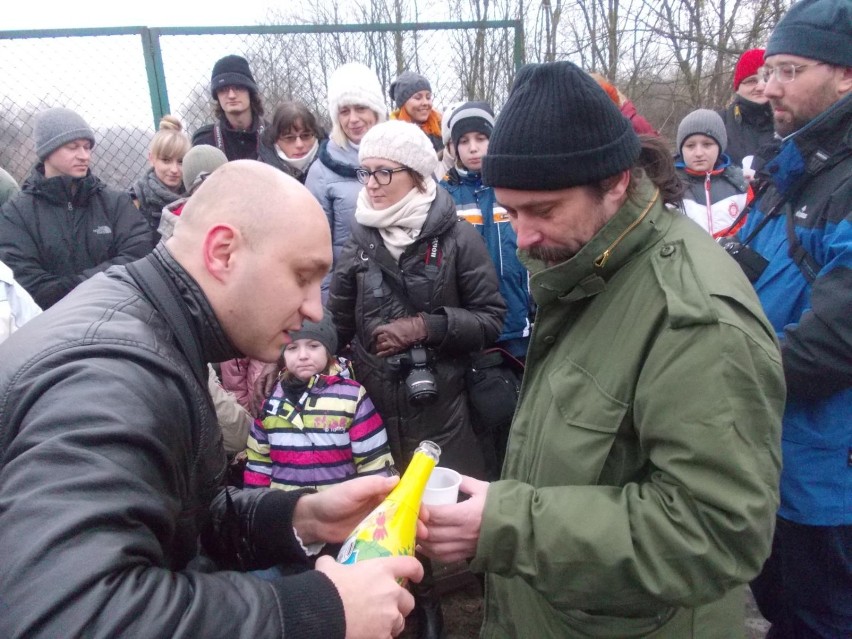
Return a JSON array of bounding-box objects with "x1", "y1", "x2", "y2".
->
[
  {"x1": 169, "y1": 160, "x2": 323, "y2": 254},
  {"x1": 165, "y1": 160, "x2": 332, "y2": 362}
]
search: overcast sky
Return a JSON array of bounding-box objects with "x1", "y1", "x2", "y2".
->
[{"x1": 3, "y1": 0, "x2": 281, "y2": 30}]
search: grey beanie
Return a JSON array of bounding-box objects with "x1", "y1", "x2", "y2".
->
[
  {"x1": 390, "y1": 71, "x2": 432, "y2": 109},
  {"x1": 181, "y1": 144, "x2": 228, "y2": 193},
  {"x1": 677, "y1": 109, "x2": 728, "y2": 154},
  {"x1": 766, "y1": 0, "x2": 852, "y2": 67},
  {"x1": 0, "y1": 167, "x2": 19, "y2": 207},
  {"x1": 34, "y1": 108, "x2": 96, "y2": 161},
  {"x1": 291, "y1": 313, "x2": 338, "y2": 355}
]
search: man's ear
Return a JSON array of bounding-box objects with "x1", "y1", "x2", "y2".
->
[
  {"x1": 202, "y1": 224, "x2": 239, "y2": 283},
  {"x1": 606, "y1": 169, "x2": 632, "y2": 203},
  {"x1": 838, "y1": 66, "x2": 852, "y2": 95}
]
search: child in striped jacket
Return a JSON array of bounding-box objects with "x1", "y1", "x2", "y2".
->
[{"x1": 244, "y1": 314, "x2": 395, "y2": 491}]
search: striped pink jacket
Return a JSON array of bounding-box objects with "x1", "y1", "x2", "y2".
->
[{"x1": 244, "y1": 373, "x2": 395, "y2": 491}]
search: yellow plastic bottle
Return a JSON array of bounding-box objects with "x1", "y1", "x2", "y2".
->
[{"x1": 336, "y1": 440, "x2": 440, "y2": 566}]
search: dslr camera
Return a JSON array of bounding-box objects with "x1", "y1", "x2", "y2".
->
[
  {"x1": 718, "y1": 237, "x2": 768, "y2": 283},
  {"x1": 387, "y1": 345, "x2": 438, "y2": 406}
]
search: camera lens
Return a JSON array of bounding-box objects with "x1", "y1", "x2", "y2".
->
[{"x1": 405, "y1": 368, "x2": 438, "y2": 406}]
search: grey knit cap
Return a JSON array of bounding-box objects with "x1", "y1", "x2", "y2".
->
[
  {"x1": 677, "y1": 109, "x2": 727, "y2": 154},
  {"x1": 389, "y1": 71, "x2": 432, "y2": 109},
  {"x1": 766, "y1": 0, "x2": 852, "y2": 67},
  {"x1": 181, "y1": 144, "x2": 228, "y2": 193},
  {"x1": 34, "y1": 108, "x2": 96, "y2": 161},
  {"x1": 291, "y1": 313, "x2": 338, "y2": 354},
  {"x1": 0, "y1": 167, "x2": 19, "y2": 207}
]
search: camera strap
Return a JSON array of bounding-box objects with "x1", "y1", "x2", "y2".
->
[
  {"x1": 739, "y1": 146, "x2": 851, "y2": 283},
  {"x1": 363, "y1": 237, "x2": 440, "y2": 316}
]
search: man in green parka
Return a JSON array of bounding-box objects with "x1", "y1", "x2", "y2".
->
[{"x1": 419, "y1": 61, "x2": 785, "y2": 638}]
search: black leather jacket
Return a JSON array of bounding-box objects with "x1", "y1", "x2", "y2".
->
[{"x1": 0, "y1": 246, "x2": 344, "y2": 639}]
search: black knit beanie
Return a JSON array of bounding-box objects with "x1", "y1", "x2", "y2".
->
[
  {"x1": 449, "y1": 101, "x2": 495, "y2": 149},
  {"x1": 290, "y1": 313, "x2": 338, "y2": 355},
  {"x1": 210, "y1": 55, "x2": 259, "y2": 98},
  {"x1": 482, "y1": 61, "x2": 641, "y2": 190},
  {"x1": 766, "y1": 0, "x2": 852, "y2": 67}
]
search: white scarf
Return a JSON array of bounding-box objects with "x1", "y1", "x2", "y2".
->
[
  {"x1": 355, "y1": 179, "x2": 437, "y2": 260},
  {"x1": 275, "y1": 140, "x2": 319, "y2": 173}
]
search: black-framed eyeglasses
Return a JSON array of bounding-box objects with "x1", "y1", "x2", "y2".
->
[
  {"x1": 355, "y1": 167, "x2": 410, "y2": 185},
  {"x1": 759, "y1": 62, "x2": 824, "y2": 84},
  {"x1": 278, "y1": 132, "x2": 316, "y2": 143}
]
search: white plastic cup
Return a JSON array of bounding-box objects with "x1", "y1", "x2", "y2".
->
[{"x1": 422, "y1": 467, "x2": 461, "y2": 506}]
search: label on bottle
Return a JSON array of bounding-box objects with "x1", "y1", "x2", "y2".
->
[{"x1": 336, "y1": 500, "x2": 415, "y2": 564}]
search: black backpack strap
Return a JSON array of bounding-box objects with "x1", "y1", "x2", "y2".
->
[{"x1": 126, "y1": 256, "x2": 207, "y2": 387}]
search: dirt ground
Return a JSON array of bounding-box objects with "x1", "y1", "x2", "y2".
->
[{"x1": 402, "y1": 562, "x2": 771, "y2": 638}]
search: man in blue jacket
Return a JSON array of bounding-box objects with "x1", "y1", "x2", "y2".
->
[{"x1": 735, "y1": 1, "x2": 852, "y2": 636}]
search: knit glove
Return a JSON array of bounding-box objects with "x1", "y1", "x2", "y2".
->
[{"x1": 371, "y1": 315, "x2": 428, "y2": 357}]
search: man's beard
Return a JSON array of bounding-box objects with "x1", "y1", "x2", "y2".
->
[{"x1": 526, "y1": 246, "x2": 576, "y2": 266}]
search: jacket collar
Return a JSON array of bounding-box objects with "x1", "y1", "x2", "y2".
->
[
  {"x1": 22, "y1": 163, "x2": 102, "y2": 207},
  {"x1": 765, "y1": 93, "x2": 852, "y2": 196},
  {"x1": 150, "y1": 244, "x2": 240, "y2": 364},
  {"x1": 733, "y1": 95, "x2": 773, "y2": 124},
  {"x1": 317, "y1": 139, "x2": 359, "y2": 178},
  {"x1": 522, "y1": 176, "x2": 666, "y2": 307}
]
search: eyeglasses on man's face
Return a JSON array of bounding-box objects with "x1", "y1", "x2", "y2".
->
[
  {"x1": 355, "y1": 167, "x2": 410, "y2": 185},
  {"x1": 760, "y1": 62, "x2": 825, "y2": 84},
  {"x1": 278, "y1": 132, "x2": 316, "y2": 143}
]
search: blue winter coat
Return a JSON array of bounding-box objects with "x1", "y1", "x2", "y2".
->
[
  {"x1": 440, "y1": 168, "x2": 531, "y2": 357},
  {"x1": 737, "y1": 94, "x2": 852, "y2": 526}
]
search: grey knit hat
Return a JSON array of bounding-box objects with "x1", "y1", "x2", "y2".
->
[
  {"x1": 181, "y1": 144, "x2": 228, "y2": 193},
  {"x1": 389, "y1": 71, "x2": 432, "y2": 109},
  {"x1": 482, "y1": 61, "x2": 640, "y2": 190},
  {"x1": 766, "y1": 0, "x2": 852, "y2": 67},
  {"x1": 34, "y1": 108, "x2": 96, "y2": 161},
  {"x1": 677, "y1": 109, "x2": 727, "y2": 154},
  {"x1": 291, "y1": 313, "x2": 338, "y2": 354},
  {"x1": 210, "y1": 55, "x2": 259, "y2": 98},
  {"x1": 359, "y1": 120, "x2": 438, "y2": 179}
]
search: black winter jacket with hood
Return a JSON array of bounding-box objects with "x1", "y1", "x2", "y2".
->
[
  {"x1": 0, "y1": 165, "x2": 151, "y2": 309},
  {"x1": 328, "y1": 187, "x2": 506, "y2": 475},
  {"x1": 719, "y1": 95, "x2": 776, "y2": 168},
  {"x1": 0, "y1": 246, "x2": 345, "y2": 639}
]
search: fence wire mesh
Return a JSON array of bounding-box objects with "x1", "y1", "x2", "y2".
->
[{"x1": 0, "y1": 22, "x2": 520, "y2": 190}]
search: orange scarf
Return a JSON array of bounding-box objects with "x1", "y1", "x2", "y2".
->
[{"x1": 391, "y1": 107, "x2": 442, "y2": 140}]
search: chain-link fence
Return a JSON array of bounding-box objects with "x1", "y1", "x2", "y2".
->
[{"x1": 0, "y1": 21, "x2": 522, "y2": 190}]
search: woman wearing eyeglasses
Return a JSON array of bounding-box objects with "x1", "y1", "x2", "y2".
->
[
  {"x1": 306, "y1": 63, "x2": 387, "y2": 300},
  {"x1": 328, "y1": 120, "x2": 505, "y2": 638},
  {"x1": 719, "y1": 48, "x2": 776, "y2": 173},
  {"x1": 258, "y1": 101, "x2": 325, "y2": 183}
]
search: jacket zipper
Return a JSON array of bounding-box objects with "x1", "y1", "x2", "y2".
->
[{"x1": 594, "y1": 188, "x2": 659, "y2": 269}]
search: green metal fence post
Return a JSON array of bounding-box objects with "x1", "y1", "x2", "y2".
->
[
  {"x1": 512, "y1": 19, "x2": 525, "y2": 72},
  {"x1": 140, "y1": 27, "x2": 170, "y2": 128}
]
